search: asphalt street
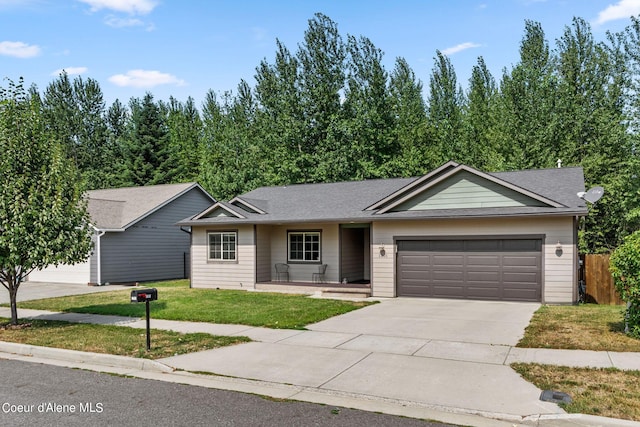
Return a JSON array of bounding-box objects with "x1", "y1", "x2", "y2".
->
[{"x1": 0, "y1": 358, "x2": 455, "y2": 427}]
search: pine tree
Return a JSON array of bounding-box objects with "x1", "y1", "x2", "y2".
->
[{"x1": 122, "y1": 92, "x2": 171, "y2": 186}]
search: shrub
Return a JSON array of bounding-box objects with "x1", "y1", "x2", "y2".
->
[{"x1": 609, "y1": 230, "x2": 640, "y2": 338}]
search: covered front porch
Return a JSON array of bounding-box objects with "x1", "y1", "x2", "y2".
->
[{"x1": 255, "y1": 222, "x2": 371, "y2": 290}]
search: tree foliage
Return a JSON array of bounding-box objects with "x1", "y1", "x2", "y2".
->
[
  {"x1": 0, "y1": 79, "x2": 93, "y2": 325},
  {"x1": 610, "y1": 231, "x2": 640, "y2": 338},
  {"x1": 8, "y1": 13, "x2": 640, "y2": 254}
]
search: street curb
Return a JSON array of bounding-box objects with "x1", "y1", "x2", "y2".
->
[
  {"x1": 0, "y1": 341, "x2": 634, "y2": 427},
  {"x1": 0, "y1": 341, "x2": 175, "y2": 373},
  {"x1": 533, "y1": 413, "x2": 640, "y2": 426}
]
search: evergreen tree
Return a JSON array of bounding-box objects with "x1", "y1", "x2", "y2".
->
[{"x1": 122, "y1": 92, "x2": 171, "y2": 186}]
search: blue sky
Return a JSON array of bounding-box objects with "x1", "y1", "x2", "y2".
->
[{"x1": 2, "y1": 0, "x2": 640, "y2": 107}]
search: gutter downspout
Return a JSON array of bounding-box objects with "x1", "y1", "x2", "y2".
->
[
  {"x1": 180, "y1": 226, "x2": 192, "y2": 287},
  {"x1": 96, "y1": 229, "x2": 106, "y2": 286}
]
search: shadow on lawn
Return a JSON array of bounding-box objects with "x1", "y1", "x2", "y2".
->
[
  {"x1": 609, "y1": 320, "x2": 626, "y2": 333},
  {"x1": 58, "y1": 301, "x2": 168, "y2": 318}
]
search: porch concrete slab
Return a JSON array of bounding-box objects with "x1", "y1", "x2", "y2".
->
[
  {"x1": 506, "y1": 348, "x2": 614, "y2": 368},
  {"x1": 414, "y1": 340, "x2": 511, "y2": 365},
  {"x1": 159, "y1": 342, "x2": 370, "y2": 388},
  {"x1": 337, "y1": 334, "x2": 429, "y2": 355},
  {"x1": 309, "y1": 298, "x2": 539, "y2": 346},
  {"x1": 607, "y1": 351, "x2": 640, "y2": 370},
  {"x1": 278, "y1": 331, "x2": 358, "y2": 348},
  {"x1": 320, "y1": 352, "x2": 564, "y2": 417}
]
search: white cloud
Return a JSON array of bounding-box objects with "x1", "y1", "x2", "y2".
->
[
  {"x1": 594, "y1": 0, "x2": 640, "y2": 25},
  {"x1": 51, "y1": 67, "x2": 88, "y2": 76},
  {"x1": 105, "y1": 15, "x2": 144, "y2": 27},
  {"x1": 0, "y1": 41, "x2": 41, "y2": 58},
  {"x1": 441, "y1": 42, "x2": 481, "y2": 56},
  {"x1": 108, "y1": 69, "x2": 186, "y2": 88},
  {"x1": 77, "y1": 0, "x2": 157, "y2": 15}
]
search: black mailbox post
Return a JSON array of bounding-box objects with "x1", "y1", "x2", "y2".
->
[{"x1": 130, "y1": 288, "x2": 157, "y2": 351}]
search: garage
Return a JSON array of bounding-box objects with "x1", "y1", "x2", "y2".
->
[
  {"x1": 396, "y1": 238, "x2": 542, "y2": 302},
  {"x1": 27, "y1": 260, "x2": 91, "y2": 284}
]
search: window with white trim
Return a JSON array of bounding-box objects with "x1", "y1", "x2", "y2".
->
[
  {"x1": 208, "y1": 231, "x2": 237, "y2": 261},
  {"x1": 288, "y1": 231, "x2": 320, "y2": 262}
]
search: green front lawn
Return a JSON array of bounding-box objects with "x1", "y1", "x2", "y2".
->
[
  {"x1": 14, "y1": 280, "x2": 374, "y2": 330},
  {"x1": 517, "y1": 304, "x2": 640, "y2": 352},
  {"x1": 0, "y1": 318, "x2": 250, "y2": 359},
  {"x1": 514, "y1": 303, "x2": 640, "y2": 421},
  {"x1": 512, "y1": 363, "x2": 640, "y2": 421}
]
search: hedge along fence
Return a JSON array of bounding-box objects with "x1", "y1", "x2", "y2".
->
[{"x1": 583, "y1": 254, "x2": 625, "y2": 305}]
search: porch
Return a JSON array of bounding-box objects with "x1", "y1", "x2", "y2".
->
[{"x1": 255, "y1": 280, "x2": 372, "y2": 298}]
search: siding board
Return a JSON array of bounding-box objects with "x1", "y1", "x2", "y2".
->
[{"x1": 100, "y1": 188, "x2": 213, "y2": 284}]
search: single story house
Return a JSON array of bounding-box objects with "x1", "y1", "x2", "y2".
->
[
  {"x1": 29, "y1": 182, "x2": 215, "y2": 285},
  {"x1": 179, "y1": 162, "x2": 587, "y2": 304}
]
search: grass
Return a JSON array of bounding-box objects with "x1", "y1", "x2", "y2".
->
[
  {"x1": 517, "y1": 304, "x2": 640, "y2": 352},
  {"x1": 0, "y1": 318, "x2": 250, "y2": 359},
  {"x1": 13, "y1": 280, "x2": 374, "y2": 330},
  {"x1": 512, "y1": 363, "x2": 640, "y2": 421}
]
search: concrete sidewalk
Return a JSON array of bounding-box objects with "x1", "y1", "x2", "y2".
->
[{"x1": 1, "y1": 307, "x2": 639, "y2": 427}]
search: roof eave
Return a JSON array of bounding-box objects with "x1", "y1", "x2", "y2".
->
[{"x1": 178, "y1": 209, "x2": 587, "y2": 227}]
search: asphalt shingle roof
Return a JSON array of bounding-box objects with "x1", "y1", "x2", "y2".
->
[
  {"x1": 179, "y1": 165, "x2": 587, "y2": 226},
  {"x1": 88, "y1": 182, "x2": 206, "y2": 230}
]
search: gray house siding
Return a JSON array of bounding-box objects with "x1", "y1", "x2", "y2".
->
[{"x1": 99, "y1": 188, "x2": 212, "y2": 284}]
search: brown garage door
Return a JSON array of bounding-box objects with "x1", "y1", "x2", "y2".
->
[{"x1": 397, "y1": 238, "x2": 542, "y2": 302}]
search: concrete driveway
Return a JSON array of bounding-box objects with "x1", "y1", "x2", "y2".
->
[
  {"x1": 308, "y1": 297, "x2": 540, "y2": 346},
  {"x1": 161, "y1": 297, "x2": 561, "y2": 419},
  {"x1": 0, "y1": 281, "x2": 130, "y2": 304}
]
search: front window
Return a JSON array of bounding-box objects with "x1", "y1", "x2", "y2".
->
[
  {"x1": 288, "y1": 231, "x2": 320, "y2": 262},
  {"x1": 208, "y1": 231, "x2": 237, "y2": 261}
]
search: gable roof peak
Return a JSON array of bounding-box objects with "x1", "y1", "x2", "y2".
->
[{"x1": 371, "y1": 162, "x2": 565, "y2": 214}]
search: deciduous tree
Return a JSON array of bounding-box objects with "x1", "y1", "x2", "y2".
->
[{"x1": 0, "y1": 80, "x2": 93, "y2": 325}]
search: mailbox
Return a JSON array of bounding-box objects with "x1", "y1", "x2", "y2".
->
[{"x1": 131, "y1": 288, "x2": 158, "y2": 303}]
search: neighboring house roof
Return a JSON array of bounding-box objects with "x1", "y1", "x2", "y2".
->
[
  {"x1": 88, "y1": 182, "x2": 215, "y2": 231},
  {"x1": 179, "y1": 162, "x2": 587, "y2": 226}
]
